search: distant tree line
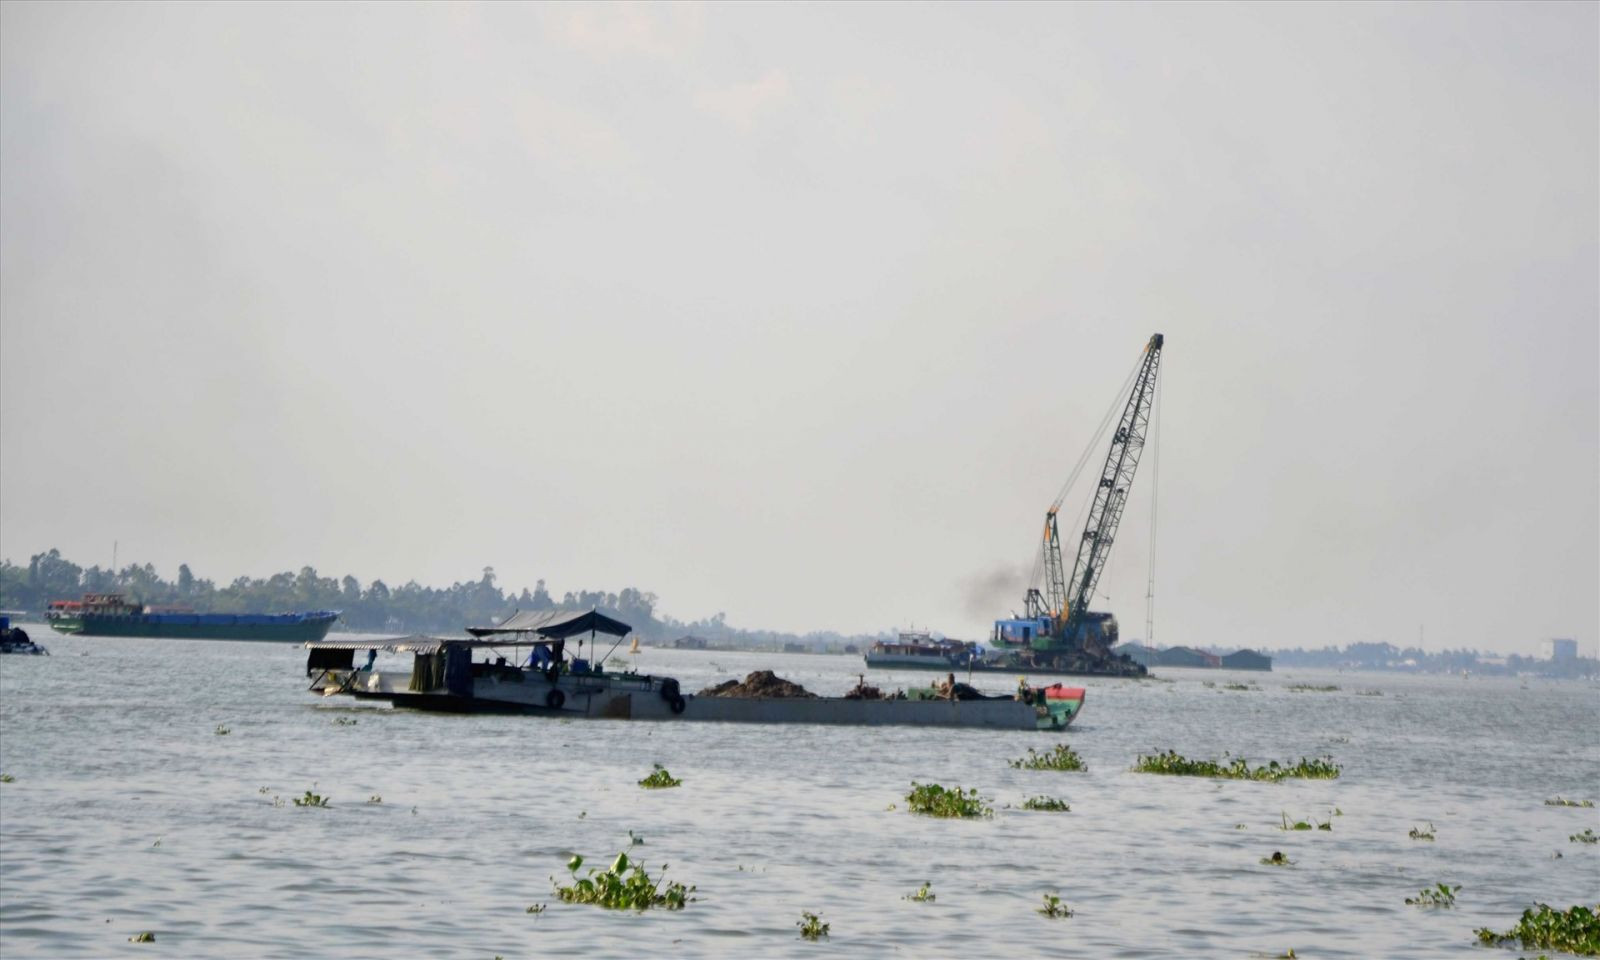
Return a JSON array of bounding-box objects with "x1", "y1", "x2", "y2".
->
[
  {"x1": 0, "y1": 549, "x2": 880, "y2": 650},
  {"x1": 1266, "y1": 641, "x2": 1596, "y2": 678}
]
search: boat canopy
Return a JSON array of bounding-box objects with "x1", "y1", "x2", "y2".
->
[
  {"x1": 305, "y1": 635, "x2": 458, "y2": 654},
  {"x1": 466, "y1": 609, "x2": 631, "y2": 639}
]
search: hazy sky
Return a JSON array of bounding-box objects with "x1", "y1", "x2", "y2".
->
[{"x1": 2, "y1": 2, "x2": 1595, "y2": 655}]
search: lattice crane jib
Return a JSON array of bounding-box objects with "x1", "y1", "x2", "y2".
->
[
  {"x1": 1042, "y1": 508, "x2": 1067, "y2": 622},
  {"x1": 1062, "y1": 333, "x2": 1164, "y2": 632}
]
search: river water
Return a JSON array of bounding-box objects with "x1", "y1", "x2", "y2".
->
[{"x1": 1, "y1": 631, "x2": 1596, "y2": 958}]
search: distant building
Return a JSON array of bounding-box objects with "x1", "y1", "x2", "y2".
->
[
  {"x1": 1221, "y1": 649, "x2": 1272, "y2": 672},
  {"x1": 842, "y1": 644, "x2": 859, "y2": 655},
  {"x1": 1156, "y1": 646, "x2": 1222, "y2": 669},
  {"x1": 782, "y1": 642, "x2": 807, "y2": 654},
  {"x1": 1542, "y1": 638, "x2": 1578, "y2": 662},
  {"x1": 672, "y1": 635, "x2": 709, "y2": 650}
]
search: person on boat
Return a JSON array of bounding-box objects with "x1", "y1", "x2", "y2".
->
[
  {"x1": 940, "y1": 672, "x2": 957, "y2": 699},
  {"x1": 361, "y1": 649, "x2": 377, "y2": 671}
]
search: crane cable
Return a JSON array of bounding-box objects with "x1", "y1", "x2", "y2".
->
[
  {"x1": 1144, "y1": 370, "x2": 1162, "y2": 645},
  {"x1": 1049, "y1": 362, "x2": 1141, "y2": 512},
  {"x1": 1028, "y1": 356, "x2": 1143, "y2": 595}
]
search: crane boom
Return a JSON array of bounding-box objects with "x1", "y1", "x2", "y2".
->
[{"x1": 1062, "y1": 332, "x2": 1164, "y2": 627}]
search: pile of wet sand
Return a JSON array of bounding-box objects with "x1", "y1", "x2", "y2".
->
[{"x1": 696, "y1": 670, "x2": 817, "y2": 699}]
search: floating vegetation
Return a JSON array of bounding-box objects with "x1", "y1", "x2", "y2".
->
[
  {"x1": 367, "y1": 795, "x2": 383, "y2": 804},
  {"x1": 214, "y1": 724, "x2": 231, "y2": 735},
  {"x1": 905, "y1": 782, "x2": 993, "y2": 819},
  {"x1": 1406, "y1": 883, "x2": 1460, "y2": 907},
  {"x1": 1009, "y1": 744, "x2": 1086, "y2": 771},
  {"x1": 1134, "y1": 751, "x2": 1340, "y2": 781},
  {"x1": 903, "y1": 882, "x2": 935, "y2": 903},
  {"x1": 1280, "y1": 813, "x2": 1331, "y2": 831},
  {"x1": 1260, "y1": 851, "x2": 1294, "y2": 866},
  {"x1": 1409, "y1": 823, "x2": 1436, "y2": 841},
  {"x1": 292, "y1": 789, "x2": 330, "y2": 808},
  {"x1": 129, "y1": 932, "x2": 155, "y2": 943},
  {"x1": 1355, "y1": 689, "x2": 1383, "y2": 696},
  {"x1": 638, "y1": 764, "x2": 682, "y2": 789},
  {"x1": 0, "y1": 774, "x2": 13, "y2": 783},
  {"x1": 553, "y1": 852, "x2": 695, "y2": 911},
  {"x1": 1020, "y1": 796, "x2": 1071, "y2": 812},
  {"x1": 627, "y1": 830, "x2": 645, "y2": 845},
  {"x1": 333, "y1": 716, "x2": 358, "y2": 726},
  {"x1": 1038, "y1": 893, "x2": 1073, "y2": 918},
  {"x1": 257, "y1": 786, "x2": 270, "y2": 794},
  {"x1": 1223, "y1": 683, "x2": 1257, "y2": 691},
  {"x1": 1288, "y1": 684, "x2": 1340, "y2": 692},
  {"x1": 1546, "y1": 797, "x2": 1596, "y2": 808},
  {"x1": 1474, "y1": 903, "x2": 1599, "y2": 955},
  {"x1": 1572, "y1": 829, "x2": 1599, "y2": 845},
  {"x1": 797, "y1": 911, "x2": 830, "y2": 940},
  {"x1": 525, "y1": 903, "x2": 545, "y2": 914}
]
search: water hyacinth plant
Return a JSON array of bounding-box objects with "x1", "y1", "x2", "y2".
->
[
  {"x1": 214, "y1": 724, "x2": 231, "y2": 735},
  {"x1": 903, "y1": 882, "x2": 935, "y2": 903},
  {"x1": 1009, "y1": 744, "x2": 1086, "y2": 771},
  {"x1": 797, "y1": 911, "x2": 829, "y2": 940},
  {"x1": 1260, "y1": 851, "x2": 1294, "y2": 866},
  {"x1": 128, "y1": 932, "x2": 155, "y2": 943},
  {"x1": 1280, "y1": 813, "x2": 1331, "y2": 832},
  {"x1": 553, "y1": 852, "x2": 694, "y2": 911},
  {"x1": 1406, "y1": 883, "x2": 1460, "y2": 907},
  {"x1": 1409, "y1": 823, "x2": 1435, "y2": 841},
  {"x1": 1572, "y1": 829, "x2": 1598, "y2": 845},
  {"x1": 638, "y1": 764, "x2": 682, "y2": 789},
  {"x1": 1545, "y1": 797, "x2": 1595, "y2": 808},
  {"x1": 1288, "y1": 684, "x2": 1340, "y2": 692},
  {"x1": 1020, "y1": 796, "x2": 1071, "y2": 812},
  {"x1": 292, "y1": 789, "x2": 330, "y2": 808},
  {"x1": 1134, "y1": 751, "x2": 1341, "y2": 782},
  {"x1": 1475, "y1": 904, "x2": 1599, "y2": 955},
  {"x1": 905, "y1": 782, "x2": 993, "y2": 819},
  {"x1": 1038, "y1": 893, "x2": 1073, "y2": 918}
]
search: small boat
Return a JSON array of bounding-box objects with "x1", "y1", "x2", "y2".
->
[
  {"x1": 306, "y1": 610, "x2": 1082, "y2": 731},
  {"x1": 0, "y1": 616, "x2": 47, "y2": 655},
  {"x1": 863, "y1": 631, "x2": 982, "y2": 670}
]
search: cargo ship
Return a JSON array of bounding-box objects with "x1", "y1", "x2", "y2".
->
[
  {"x1": 47, "y1": 593, "x2": 338, "y2": 642},
  {"x1": 306, "y1": 609, "x2": 1084, "y2": 732}
]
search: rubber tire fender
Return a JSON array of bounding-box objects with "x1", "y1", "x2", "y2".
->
[
  {"x1": 546, "y1": 688, "x2": 566, "y2": 710},
  {"x1": 668, "y1": 694, "x2": 686, "y2": 714}
]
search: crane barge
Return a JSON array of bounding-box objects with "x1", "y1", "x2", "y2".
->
[{"x1": 987, "y1": 333, "x2": 1164, "y2": 677}]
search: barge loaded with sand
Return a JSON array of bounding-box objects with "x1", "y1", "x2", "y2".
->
[{"x1": 304, "y1": 609, "x2": 1082, "y2": 731}]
